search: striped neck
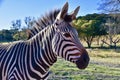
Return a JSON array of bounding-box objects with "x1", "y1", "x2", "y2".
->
[{"x1": 28, "y1": 24, "x2": 57, "y2": 76}]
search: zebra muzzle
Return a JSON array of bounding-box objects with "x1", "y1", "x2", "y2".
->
[{"x1": 76, "y1": 52, "x2": 90, "y2": 69}]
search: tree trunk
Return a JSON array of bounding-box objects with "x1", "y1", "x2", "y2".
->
[
  {"x1": 84, "y1": 36, "x2": 93, "y2": 48},
  {"x1": 96, "y1": 36, "x2": 100, "y2": 45},
  {"x1": 87, "y1": 41, "x2": 91, "y2": 48},
  {"x1": 109, "y1": 35, "x2": 113, "y2": 47}
]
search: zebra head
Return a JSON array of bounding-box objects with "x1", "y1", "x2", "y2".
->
[{"x1": 52, "y1": 2, "x2": 90, "y2": 69}]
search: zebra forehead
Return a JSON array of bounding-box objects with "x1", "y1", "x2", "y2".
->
[{"x1": 57, "y1": 23, "x2": 77, "y2": 32}]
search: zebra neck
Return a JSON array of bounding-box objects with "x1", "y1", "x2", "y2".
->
[{"x1": 28, "y1": 25, "x2": 57, "y2": 70}]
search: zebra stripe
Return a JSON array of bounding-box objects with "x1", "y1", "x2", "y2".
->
[
  {"x1": 0, "y1": 20, "x2": 89, "y2": 79},
  {"x1": 0, "y1": 25, "x2": 57, "y2": 79},
  {"x1": 0, "y1": 2, "x2": 89, "y2": 80}
]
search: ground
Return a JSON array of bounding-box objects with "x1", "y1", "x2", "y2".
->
[
  {"x1": 48, "y1": 49, "x2": 120, "y2": 80},
  {"x1": 1, "y1": 42, "x2": 120, "y2": 80}
]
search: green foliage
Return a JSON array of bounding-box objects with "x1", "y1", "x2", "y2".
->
[
  {"x1": 0, "y1": 16, "x2": 35, "y2": 42},
  {"x1": 0, "y1": 29, "x2": 13, "y2": 42},
  {"x1": 13, "y1": 31, "x2": 27, "y2": 40},
  {"x1": 73, "y1": 13, "x2": 107, "y2": 48},
  {"x1": 74, "y1": 13, "x2": 107, "y2": 37},
  {"x1": 13, "y1": 33, "x2": 19, "y2": 41},
  {"x1": 0, "y1": 29, "x2": 27, "y2": 42}
]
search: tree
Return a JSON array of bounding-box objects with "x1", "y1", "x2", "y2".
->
[
  {"x1": 11, "y1": 19, "x2": 21, "y2": 30},
  {"x1": 98, "y1": 0, "x2": 120, "y2": 13},
  {"x1": 101, "y1": 16, "x2": 120, "y2": 48},
  {"x1": 0, "y1": 29, "x2": 13, "y2": 42},
  {"x1": 11, "y1": 19, "x2": 22, "y2": 40},
  {"x1": 9, "y1": 17, "x2": 35, "y2": 40},
  {"x1": 73, "y1": 14, "x2": 107, "y2": 48},
  {"x1": 24, "y1": 16, "x2": 35, "y2": 29},
  {"x1": 98, "y1": 0, "x2": 120, "y2": 48},
  {"x1": 13, "y1": 31, "x2": 27, "y2": 40}
]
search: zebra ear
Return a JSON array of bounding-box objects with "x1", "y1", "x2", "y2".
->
[
  {"x1": 57, "y1": 2, "x2": 68, "y2": 19},
  {"x1": 69, "y1": 6, "x2": 80, "y2": 20}
]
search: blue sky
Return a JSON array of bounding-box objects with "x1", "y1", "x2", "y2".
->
[{"x1": 0, "y1": 0, "x2": 100, "y2": 30}]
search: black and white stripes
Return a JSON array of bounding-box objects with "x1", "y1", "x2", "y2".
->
[
  {"x1": 0, "y1": 2, "x2": 89, "y2": 80},
  {"x1": 0, "y1": 25, "x2": 57, "y2": 79},
  {"x1": 27, "y1": 9, "x2": 60, "y2": 39}
]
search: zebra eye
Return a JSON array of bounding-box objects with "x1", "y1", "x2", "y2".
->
[
  {"x1": 55, "y1": 22, "x2": 59, "y2": 25},
  {"x1": 63, "y1": 32, "x2": 71, "y2": 38}
]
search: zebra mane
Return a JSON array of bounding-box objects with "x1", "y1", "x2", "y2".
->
[{"x1": 27, "y1": 9, "x2": 60, "y2": 39}]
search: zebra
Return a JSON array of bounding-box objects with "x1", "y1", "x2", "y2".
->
[{"x1": 0, "y1": 2, "x2": 90, "y2": 80}]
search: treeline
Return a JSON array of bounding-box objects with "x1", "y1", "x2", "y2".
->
[
  {"x1": 0, "y1": 13, "x2": 120, "y2": 48},
  {"x1": 0, "y1": 29, "x2": 27, "y2": 42},
  {"x1": 73, "y1": 13, "x2": 120, "y2": 48},
  {"x1": 0, "y1": 17, "x2": 35, "y2": 42}
]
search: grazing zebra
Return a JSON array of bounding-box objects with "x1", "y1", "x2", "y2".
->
[{"x1": 0, "y1": 2, "x2": 90, "y2": 80}]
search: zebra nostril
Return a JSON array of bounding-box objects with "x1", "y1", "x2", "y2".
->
[
  {"x1": 83, "y1": 54, "x2": 90, "y2": 63},
  {"x1": 76, "y1": 52, "x2": 90, "y2": 69}
]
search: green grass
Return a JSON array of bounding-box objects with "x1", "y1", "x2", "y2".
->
[
  {"x1": 1, "y1": 41, "x2": 120, "y2": 80},
  {"x1": 49, "y1": 49, "x2": 120, "y2": 80}
]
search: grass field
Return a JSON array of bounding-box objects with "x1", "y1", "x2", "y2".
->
[
  {"x1": 48, "y1": 49, "x2": 120, "y2": 80},
  {"x1": 1, "y1": 41, "x2": 120, "y2": 80}
]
